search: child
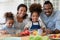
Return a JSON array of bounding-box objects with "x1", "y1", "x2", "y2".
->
[
  {"x1": 24, "y1": 3, "x2": 46, "y2": 33},
  {"x1": 0, "y1": 12, "x2": 15, "y2": 34}
]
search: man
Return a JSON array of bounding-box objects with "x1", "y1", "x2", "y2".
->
[{"x1": 40, "y1": 1, "x2": 60, "y2": 34}]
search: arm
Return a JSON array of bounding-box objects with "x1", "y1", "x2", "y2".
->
[
  {"x1": 0, "y1": 30, "x2": 8, "y2": 34},
  {"x1": 54, "y1": 12, "x2": 60, "y2": 33},
  {"x1": 54, "y1": 20, "x2": 60, "y2": 33},
  {"x1": 24, "y1": 22, "x2": 32, "y2": 30},
  {"x1": 0, "y1": 26, "x2": 8, "y2": 34}
]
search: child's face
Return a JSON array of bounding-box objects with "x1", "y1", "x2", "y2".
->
[
  {"x1": 31, "y1": 12, "x2": 39, "y2": 22},
  {"x1": 6, "y1": 20, "x2": 14, "y2": 28}
]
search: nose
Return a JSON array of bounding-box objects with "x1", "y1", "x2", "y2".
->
[
  {"x1": 21, "y1": 10, "x2": 25, "y2": 14},
  {"x1": 45, "y1": 10, "x2": 50, "y2": 13},
  {"x1": 10, "y1": 24, "x2": 12, "y2": 26}
]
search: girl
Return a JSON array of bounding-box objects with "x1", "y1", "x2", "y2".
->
[
  {"x1": 24, "y1": 3, "x2": 46, "y2": 35},
  {"x1": 0, "y1": 12, "x2": 15, "y2": 34}
]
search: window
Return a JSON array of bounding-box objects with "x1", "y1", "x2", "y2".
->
[
  {"x1": 50, "y1": 0, "x2": 60, "y2": 10},
  {"x1": 0, "y1": 0, "x2": 23, "y2": 24}
]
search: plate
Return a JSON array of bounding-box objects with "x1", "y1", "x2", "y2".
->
[
  {"x1": 2, "y1": 37, "x2": 21, "y2": 40},
  {"x1": 49, "y1": 34, "x2": 60, "y2": 40}
]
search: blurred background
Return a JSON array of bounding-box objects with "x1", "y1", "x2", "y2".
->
[{"x1": 0, "y1": 0, "x2": 60, "y2": 27}]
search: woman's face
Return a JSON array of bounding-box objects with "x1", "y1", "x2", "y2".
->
[
  {"x1": 31, "y1": 12, "x2": 39, "y2": 22},
  {"x1": 17, "y1": 7, "x2": 27, "y2": 18},
  {"x1": 6, "y1": 20, "x2": 14, "y2": 28}
]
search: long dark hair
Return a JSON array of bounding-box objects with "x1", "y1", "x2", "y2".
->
[{"x1": 17, "y1": 4, "x2": 28, "y2": 19}]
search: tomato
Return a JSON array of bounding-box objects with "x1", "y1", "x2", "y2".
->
[
  {"x1": 20, "y1": 32, "x2": 25, "y2": 36},
  {"x1": 53, "y1": 34, "x2": 57, "y2": 38},
  {"x1": 24, "y1": 30, "x2": 30, "y2": 35},
  {"x1": 20, "y1": 30, "x2": 30, "y2": 36}
]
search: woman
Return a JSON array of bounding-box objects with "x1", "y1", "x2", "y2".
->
[{"x1": 14, "y1": 4, "x2": 29, "y2": 31}]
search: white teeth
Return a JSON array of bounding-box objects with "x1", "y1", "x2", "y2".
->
[{"x1": 46, "y1": 13, "x2": 49, "y2": 14}]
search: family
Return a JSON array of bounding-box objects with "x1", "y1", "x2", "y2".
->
[{"x1": 0, "y1": 1, "x2": 60, "y2": 35}]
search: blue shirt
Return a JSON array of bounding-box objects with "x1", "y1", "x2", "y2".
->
[
  {"x1": 40, "y1": 10, "x2": 60, "y2": 31},
  {"x1": 1, "y1": 25, "x2": 16, "y2": 34}
]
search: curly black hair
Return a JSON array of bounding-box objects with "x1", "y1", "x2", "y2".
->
[
  {"x1": 4, "y1": 12, "x2": 14, "y2": 21},
  {"x1": 29, "y1": 3, "x2": 42, "y2": 15}
]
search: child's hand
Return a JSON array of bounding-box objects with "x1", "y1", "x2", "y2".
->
[
  {"x1": 0, "y1": 30, "x2": 8, "y2": 34},
  {"x1": 41, "y1": 32, "x2": 47, "y2": 36},
  {"x1": 24, "y1": 27, "x2": 29, "y2": 31}
]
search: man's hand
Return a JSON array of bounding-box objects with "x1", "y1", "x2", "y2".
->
[
  {"x1": 54, "y1": 29, "x2": 60, "y2": 34},
  {"x1": 46, "y1": 29, "x2": 52, "y2": 34}
]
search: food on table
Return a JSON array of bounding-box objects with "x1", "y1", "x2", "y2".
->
[
  {"x1": 24, "y1": 30, "x2": 30, "y2": 35},
  {"x1": 34, "y1": 35, "x2": 42, "y2": 40},
  {"x1": 30, "y1": 35, "x2": 34, "y2": 40},
  {"x1": 20, "y1": 30, "x2": 30, "y2": 36},
  {"x1": 32, "y1": 30, "x2": 38, "y2": 36},
  {"x1": 30, "y1": 35, "x2": 42, "y2": 40},
  {"x1": 49, "y1": 34, "x2": 60, "y2": 39},
  {"x1": 42, "y1": 36, "x2": 49, "y2": 40},
  {"x1": 30, "y1": 35, "x2": 49, "y2": 40}
]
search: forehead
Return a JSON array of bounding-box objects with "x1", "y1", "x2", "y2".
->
[
  {"x1": 32, "y1": 12, "x2": 39, "y2": 16},
  {"x1": 43, "y1": 4, "x2": 52, "y2": 8},
  {"x1": 19, "y1": 7, "x2": 26, "y2": 10},
  {"x1": 7, "y1": 19, "x2": 14, "y2": 22}
]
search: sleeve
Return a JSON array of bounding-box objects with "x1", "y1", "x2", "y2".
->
[
  {"x1": 55, "y1": 11, "x2": 60, "y2": 30},
  {"x1": 0, "y1": 26, "x2": 6, "y2": 30},
  {"x1": 39, "y1": 17, "x2": 46, "y2": 28},
  {"x1": 55, "y1": 21, "x2": 60, "y2": 30},
  {"x1": 24, "y1": 21, "x2": 32, "y2": 29}
]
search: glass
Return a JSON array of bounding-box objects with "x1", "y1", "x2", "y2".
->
[
  {"x1": 30, "y1": 29, "x2": 43, "y2": 36},
  {"x1": 15, "y1": 30, "x2": 21, "y2": 36},
  {"x1": 38, "y1": 29, "x2": 43, "y2": 35}
]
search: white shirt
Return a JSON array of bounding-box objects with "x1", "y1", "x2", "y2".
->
[
  {"x1": 25, "y1": 19, "x2": 46, "y2": 29},
  {"x1": 14, "y1": 17, "x2": 30, "y2": 31}
]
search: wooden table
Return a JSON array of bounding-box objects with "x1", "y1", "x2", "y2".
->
[
  {"x1": 0, "y1": 34, "x2": 29, "y2": 40},
  {"x1": 0, "y1": 34, "x2": 51, "y2": 40}
]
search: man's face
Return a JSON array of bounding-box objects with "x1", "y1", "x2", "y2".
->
[{"x1": 43, "y1": 4, "x2": 53, "y2": 16}]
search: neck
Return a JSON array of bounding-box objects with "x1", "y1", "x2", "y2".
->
[
  {"x1": 17, "y1": 16, "x2": 23, "y2": 22},
  {"x1": 32, "y1": 21, "x2": 38, "y2": 23}
]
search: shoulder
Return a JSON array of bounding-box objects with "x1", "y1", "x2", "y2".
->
[
  {"x1": 25, "y1": 21, "x2": 32, "y2": 27},
  {"x1": 1, "y1": 25, "x2": 7, "y2": 30},
  {"x1": 54, "y1": 10, "x2": 60, "y2": 18},
  {"x1": 24, "y1": 21, "x2": 32, "y2": 28},
  {"x1": 40, "y1": 11, "x2": 45, "y2": 15},
  {"x1": 54, "y1": 10, "x2": 60, "y2": 15},
  {"x1": 23, "y1": 17, "x2": 30, "y2": 24},
  {"x1": 24, "y1": 17, "x2": 30, "y2": 21},
  {"x1": 27, "y1": 21, "x2": 32, "y2": 25}
]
